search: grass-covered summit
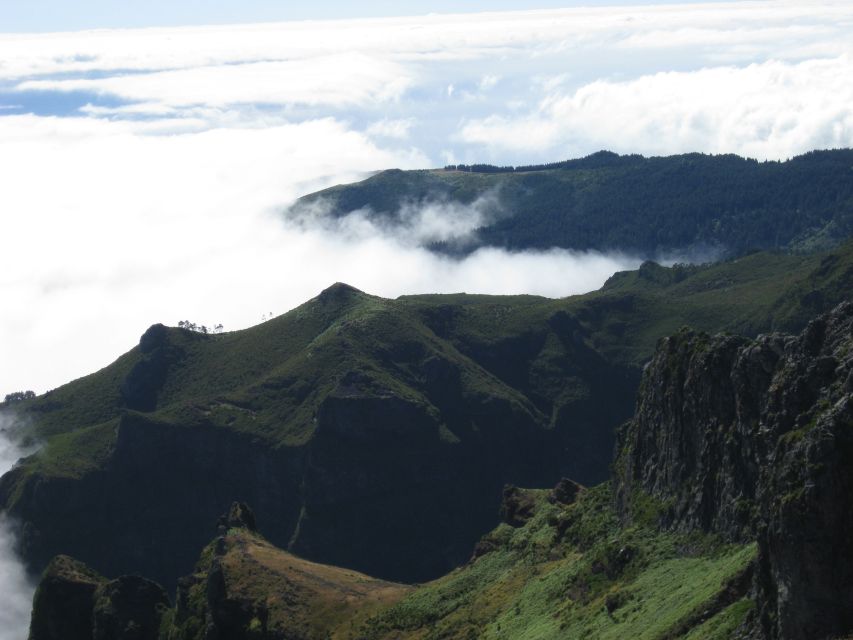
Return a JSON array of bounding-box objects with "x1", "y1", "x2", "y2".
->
[{"x1": 293, "y1": 149, "x2": 853, "y2": 257}]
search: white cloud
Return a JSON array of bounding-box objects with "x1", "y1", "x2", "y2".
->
[
  {"x1": 0, "y1": 113, "x2": 640, "y2": 397},
  {"x1": 0, "y1": 114, "x2": 427, "y2": 394},
  {"x1": 460, "y1": 55, "x2": 853, "y2": 160},
  {"x1": 2, "y1": 2, "x2": 850, "y2": 79},
  {"x1": 366, "y1": 118, "x2": 415, "y2": 140},
  {"x1": 479, "y1": 74, "x2": 500, "y2": 91},
  {"x1": 17, "y1": 54, "x2": 412, "y2": 109},
  {"x1": 289, "y1": 189, "x2": 503, "y2": 247},
  {"x1": 0, "y1": 517, "x2": 31, "y2": 640},
  {"x1": 0, "y1": 416, "x2": 37, "y2": 640}
]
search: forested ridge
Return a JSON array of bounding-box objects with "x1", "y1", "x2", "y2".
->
[{"x1": 296, "y1": 149, "x2": 853, "y2": 256}]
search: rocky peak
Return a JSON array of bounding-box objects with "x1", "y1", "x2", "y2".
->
[
  {"x1": 548, "y1": 477, "x2": 584, "y2": 506},
  {"x1": 613, "y1": 301, "x2": 853, "y2": 640},
  {"x1": 218, "y1": 501, "x2": 258, "y2": 533},
  {"x1": 316, "y1": 282, "x2": 363, "y2": 305},
  {"x1": 500, "y1": 485, "x2": 537, "y2": 527},
  {"x1": 121, "y1": 324, "x2": 185, "y2": 412},
  {"x1": 138, "y1": 323, "x2": 169, "y2": 354},
  {"x1": 28, "y1": 555, "x2": 169, "y2": 640},
  {"x1": 29, "y1": 555, "x2": 105, "y2": 640}
]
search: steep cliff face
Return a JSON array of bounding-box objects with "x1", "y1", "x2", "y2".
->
[
  {"x1": 615, "y1": 302, "x2": 853, "y2": 640},
  {"x1": 2, "y1": 413, "x2": 304, "y2": 590},
  {"x1": 29, "y1": 555, "x2": 169, "y2": 640}
]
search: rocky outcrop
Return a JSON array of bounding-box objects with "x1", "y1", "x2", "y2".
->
[
  {"x1": 548, "y1": 477, "x2": 584, "y2": 505},
  {"x1": 615, "y1": 301, "x2": 853, "y2": 640},
  {"x1": 29, "y1": 555, "x2": 169, "y2": 640},
  {"x1": 26, "y1": 503, "x2": 409, "y2": 640},
  {"x1": 171, "y1": 503, "x2": 411, "y2": 640},
  {"x1": 29, "y1": 555, "x2": 105, "y2": 640},
  {"x1": 121, "y1": 324, "x2": 189, "y2": 411},
  {"x1": 93, "y1": 576, "x2": 170, "y2": 640},
  {"x1": 218, "y1": 502, "x2": 257, "y2": 533},
  {"x1": 500, "y1": 485, "x2": 537, "y2": 527}
]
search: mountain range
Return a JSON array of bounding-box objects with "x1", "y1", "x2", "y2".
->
[{"x1": 4, "y1": 150, "x2": 853, "y2": 639}]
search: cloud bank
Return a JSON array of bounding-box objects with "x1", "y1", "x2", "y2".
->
[
  {"x1": 0, "y1": 111, "x2": 640, "y2": 395},
  {"x1": 0, "y1": 415, "x2": 36, "y2": 640},
  {"x1": 2, "y1": 1, "x2": 853, "y2": 396},
  {"x1": 460, "y1": 55, "x2": 853, "y2": 160}
]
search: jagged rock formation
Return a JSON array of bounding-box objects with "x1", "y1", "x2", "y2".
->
[
  {"x1": 27, "y1": 503, "x2": 411, "y2": 640},
  {"x1": 499, "y1": 485, "x2": 538, "y2": 527},
  {"x1": 29, "y1": 555, "x2": 169, "y2": 640},
  {"x1": 29, "y1": 556, "x2": 105, "y2": 640},
  {"x1": 615, "y1": 302, "x2": 853, "y2": 640}
]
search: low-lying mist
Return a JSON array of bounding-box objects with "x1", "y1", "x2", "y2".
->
[
  {"x1": 287, "y1": 189, "x2": 507, "y2": 250},
  {"x1": 0, "y1": 415, "x2": 37, "y2": 640},
  {"x1": 0, "y1": 115, "x2": 645, "y2": 396}
]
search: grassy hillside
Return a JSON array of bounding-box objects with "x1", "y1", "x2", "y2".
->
[
  {"x1": 2, "y1": 240, "x2": 852, "y2": 587},
  {"x1": 352, "y1": 485, "x2": 755, "y2": 640},
  {"x1": 294, "y1": 149, "x2": 853, "y2": 257},
  {"x1": 164, "y1": 524, "x2": 412, "y2": 640},
  {"x1": 152, "y1": 485, "x2": 755, "y2": 640}
]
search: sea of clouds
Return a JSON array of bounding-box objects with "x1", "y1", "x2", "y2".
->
[{"x1": 1, "y1": 0, "x2": 853, "y2": 396}]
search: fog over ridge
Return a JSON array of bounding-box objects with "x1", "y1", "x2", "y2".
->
[{"x1": 0, "y1": 414, "x2": 37, "y2": 640}]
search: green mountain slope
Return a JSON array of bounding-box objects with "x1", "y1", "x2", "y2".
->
[
  {"x1": 30, "y1": 298, "x2": 853, "y2": 639},
  {"x1": 3, "y1": 240, "x2": 853, "y2": 592},
  {"x1": 293, "y1": 149, "x2": 853, "y2": 256}
]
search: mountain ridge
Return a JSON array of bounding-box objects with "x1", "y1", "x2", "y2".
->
[
  {"x1": 292, "y1": 148, "x2": 853, "y2": 258},
  {"x1": 3, "y1": 240, "x2": 853, "y2": 594},
  {"x1": 31, "y1": 300, "x2": 853, "y2": 639}
]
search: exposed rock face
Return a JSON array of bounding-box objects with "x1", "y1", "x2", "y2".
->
[
  {"x1": 548, "y1": 477, "x2": 584, "y2": 505},
  {"x1": 500, "y1": 485, "x2": 537, "y2": 527},
  {"x1": 29, "y1": 555, "x2": 105, "y2": 640},
  {"x1": 171, "y1": 503, "x2": 411, "y2": 640},
  {"x1": 121, "y1": 323, "x2": 188, "y2": 411},
  {"x1": 29, "y1": 555, "x2": 169, "y2": 640},
  {"x1": 614, "y1": 329, "x2": 759, "y2": 538},
  {"x1": 93, "y1": 576, "x2": 170, "y2": 640},
  {"x1": 615, "y1": 302, "x2": 853, "y2": 640},
  {"x1": 219, "y1": 502, "x2": 257, "y2": 533},
  {"x1": 4, "y1": 413, "x2": 304, "y2": 592}
]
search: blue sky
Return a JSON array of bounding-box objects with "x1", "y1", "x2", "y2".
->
[{"x1": 3, "y1": 0, "x2": 732, "y2": 32}]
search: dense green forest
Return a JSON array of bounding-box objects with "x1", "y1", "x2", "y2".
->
[{"x1": 294, "y1": 149, "x2": 853, "y2": 257}]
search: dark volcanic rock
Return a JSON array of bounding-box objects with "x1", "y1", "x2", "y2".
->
[
  {"x1": 92, "y1": 576, "x2": 170, "y2": 640},
  {"x1": 30, "y1": 556, "x2": 170, "y2": 640},
  {"x1": 549, "y1": 477, "x2": 584, "y2": 505},
  {"x1": 500, "y1": 485, "x2": 537, "y2": 527},
  {"x1": 615, "y1": 302, "x2": 853, "y2": 640},
  {"x1": 755, "y1": 392, "x2": 853, "y2": 640},
  {"x1": 219, "y1": 502, "x2": 257, "y2": 532},
  {"x1": 29, "y1": 555, "x2": 105, "y2": 640},
  {"x1": 121, "y1": 324, "x2": 188, "y2": 411}
]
